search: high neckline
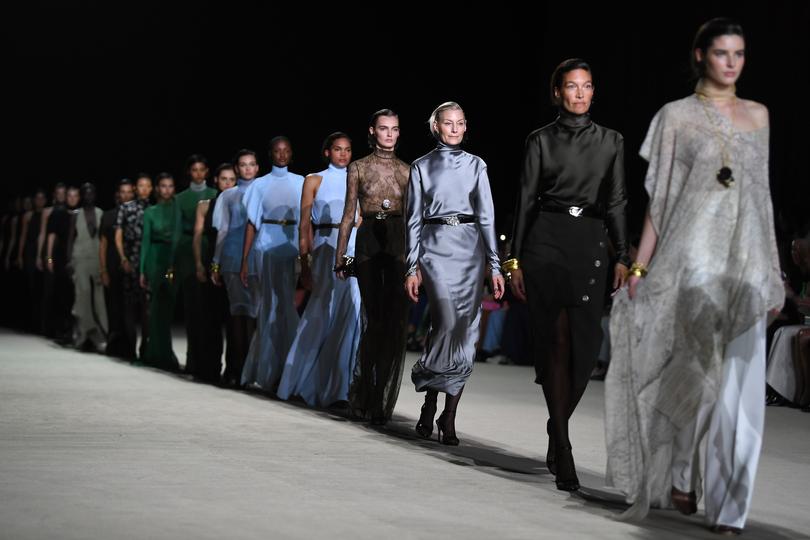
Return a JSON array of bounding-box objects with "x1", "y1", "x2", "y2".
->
[
  {"x1": 271, "y1": 165, "x2": 288, "y2": 177},
  {"x1": 373, "y1": 147, "x2": 396, "y2": 159},
  {"x1": 328, "y1": 163, "x2": 346, "y2": 171},
  {"x1": 556, "y1": 108, "x2": 592, "y2": 129},
  {"x1": 189, "y1": 181, "x2": 208, "y2": 192},
  {"x1": 238, "y1": 178, "x2": 253, "y2": 187},
  {"x1": 436, "y1": 140, "x2": 461, "y2": 151}
]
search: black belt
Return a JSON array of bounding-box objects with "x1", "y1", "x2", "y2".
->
[
  {"x1": 312, "y1": 223, "x2": 340, "y2": 230},
  {"x1": 262, "y1": 218, "x2": 297, "y2": 225},
  {"x1": 423, "y1": 214, "x2": 477, "y2": 226},
  {"x1": 362, "y1": 212, "x2": 402, "y2": 221},
  {"x1": 538, "y1": 203, "x2": 602, "y2": 219}
]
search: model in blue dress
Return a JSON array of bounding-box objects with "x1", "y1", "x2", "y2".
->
[
  {"x1": 240, "y1": 140, "x2": 304, "y2": 390},
  {"x1": 277, "y1": 133, "x2": 362, "y2": 407}
]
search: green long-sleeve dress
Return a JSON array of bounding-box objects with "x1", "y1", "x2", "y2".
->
[
  {"x1": 140, "y1": 198, "x2": 181, "y2": 370},
  {"x1": 174, "y1": 185, "x2": 217, "y2": 375}
]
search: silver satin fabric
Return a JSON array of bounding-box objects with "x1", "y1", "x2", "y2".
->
[{"x1": 406, "y1": 142, "x2": 500, "y2": 395}]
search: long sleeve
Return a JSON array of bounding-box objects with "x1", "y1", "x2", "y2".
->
[
  {"x1": 510, "y1": 134, "x2": 542, "y2": 260},
  {"x1": 212, "y1": 195, "x2": 230, "y2": 265},
  {"x1": 474, "y1": 165, "x2": 501, "y2": 275},
  {"x1": 140, "y1": 211, "x2": 151, "y2": 275},
  {"x1": 405, "y1": 164, "x2": 423, "y2": 275},
  {"x1": 605, "y1": 135, "x2": 630, "y2": 267},
  {"x1": 336, "y1": 161, "x2": 359, "y2": 262}
]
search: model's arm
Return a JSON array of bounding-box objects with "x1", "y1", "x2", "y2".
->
[
  {"x1": 16, "y1": 211, "x2": 31, "y2": 266},
  {"x1": 192, "y1": 200, "x2": 209, "y2": 283},
  {"x1": 36, "y1": 207, "x2": 51, "y2": 270},
  {"x1": 335, "y1": 163, "x2": 359, "y2": 274},
  {"x1": 508, "y1": 135, "x2": 542, "y2": 302},
  {"x1": 298, "y1": 174, "x2": 321, "y2": 289},
  {"x1": 627, "y1": 208, "x2": 658, "y2": 299}
]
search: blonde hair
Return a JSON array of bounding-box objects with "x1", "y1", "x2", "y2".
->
[{"x1": 428, "y1": 101, "x2": 464, "y2": 137}]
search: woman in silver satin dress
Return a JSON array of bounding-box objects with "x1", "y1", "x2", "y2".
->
[{"x1": 405, "y1": 101, "x2": 505, "y2": 445}]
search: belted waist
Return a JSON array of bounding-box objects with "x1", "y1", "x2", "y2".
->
[
  {"x1": 262, "y1": 218, "x2": 297, "y2": 225},
  {"x1": 538, "y1": 203, "x2": 602, "y2": 219},
  {"x1": 312, "y1": 223, "x2": 340, "y2": 230},
  {"x1": 362, "y1": 211, "x2": 403, "y2": 221},
  {"x1": 423, "y1": 214, "x2": 477, "y2": 226}
]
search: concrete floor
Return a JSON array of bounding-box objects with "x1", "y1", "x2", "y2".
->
[{"x1": 0, "y1": 328, "x2": 808, "y2": 540}]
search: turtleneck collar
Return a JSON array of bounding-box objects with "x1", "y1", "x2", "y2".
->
[
  {"x1": 271, "y1": 165, "x2": 288, "y2": 177},
  {"x1": 436, "y1": 140, "x2": 462, "y2": 151},
  {"x1": 189, "y1": 181, "x2": 208, "y2": 193},
  {"x1": 328, "y1": 162, "x2": 346, "y2": 171},
  {"x1": 556, "y1": 108, "x2": 592, "y2": 129},
  {"x1": 373, "y1": 147, "x2": 396, "y2": 159},
  {"x1": 238, "y1": 178, "x2": 253, "y2": 187}
]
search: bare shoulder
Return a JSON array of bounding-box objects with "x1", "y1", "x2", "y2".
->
[
  {"x1": 304, "y1": 173, "x2": 323, "y2": 183},
  {"x1": 740, "y1": 99, "x2": 769, "y2": 129}
]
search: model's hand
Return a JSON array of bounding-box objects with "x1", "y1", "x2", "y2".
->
[
  {"x1": 121, "y1": 258, "x2": 133, "y2": 274},
  {"x1": 211, "y1": 269, "x2": 221, "y2": 286},
  {"x1": 405, "y1": 275, "x2": 420, "y2": 303},
  {"x1": 509, "y1": 268, "x2": 527, "y2": 302},
  {"x1": 613, "y1": 263, "x2": 629, "y2": 291},
  {"x1": 195, "y1": 264, "x2": 207, "y2": 284},
  {"x1": 627, "y1": 274, "x2": 641, "y2": 300},
  {"x1": 100, "y1": 269, "x2": 110, "y2": 288},
  {"x1": 46, "y1": 258, "x2": 54, "y2": 273},
  {"x1": 240, "y1": 264, "x2": 249, "y2": 288},
  {"x1": 36, "y1": 257, "x2": 43, "y2": 271},
  {"x1": 139, "y1": 274, "x2": 148, "y2": 290},
  {"x1": 491, "y1": 274, "x2": 505, "y2": 300}
]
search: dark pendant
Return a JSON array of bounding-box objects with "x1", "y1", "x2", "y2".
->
[{"x1": 717, "y1": 166, "x2": 734, "y2": 188}]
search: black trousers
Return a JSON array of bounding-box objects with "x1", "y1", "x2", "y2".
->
[
  {"x1": 103, "y1": 269, "x2": 128, "y2": 357},
  {"x1": 122, "y1": 273, "x2": 147, "y2": 360}
]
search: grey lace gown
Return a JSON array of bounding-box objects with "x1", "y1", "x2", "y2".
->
[{"x1": 405, "y1": 141, "x2": 501, "y2": 395}]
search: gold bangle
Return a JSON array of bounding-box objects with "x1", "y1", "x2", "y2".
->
[
  {"x1": 210, "y1": 263, "x2": 220, "y2": 273},
  {"x1": 47, "y1": 257, "x2": 54, "y2": 264},
  {"x1": 629, "y1": 261, "x2": 648, "y2": 278},
  {"x1": 501, "y1": 258, "x2": 520, "y2": 272}
]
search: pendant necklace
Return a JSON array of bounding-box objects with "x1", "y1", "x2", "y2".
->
[{"x1": 696, "y1": 82, "x2": 737, "y2": 188}]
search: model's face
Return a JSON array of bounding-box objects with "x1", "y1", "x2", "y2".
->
[
  {"x1": 119, "y1": 184, "x2": 135, "y2": 204},
  {"x1": 271, "y1": 141, "x2": 292, "y2": 167},
  {"x1": 697, "y1": 34, "x2": 745, "y2": 87},
  {"x1": 33, "y1": 192, "x2": 47, "y2": 210},
  {"x1": 370, "y1": 115, "x2": 400, "y2": 150},
  {"x1": 237, "y1": 154, "x2": 259, "y2": 181},
  {"x1": 81, "y1": 187, "x2": 96, "y2": 206},
  {"x1": 157, "y1": 178, "x2": 175, "y2": 201},
  {"x1": 556, "y1": 69, "x2": 593, "y2": 115},
  {"x1": 188, "y1": 161, "x2": 208, "y2": 184},
  {"x1": 325, "y1": 138, "x2": 352, "y2": 168},
  {"x1": 54, "y1": 187, "x2": 66, "y2": 204},
  {"x1": 434, "y1": 108, "x2": 466, "y2": 145},
  {"x1": 66, "y1": 189, "x2": 80, "y2": 208},
  {"x1": 135, "y1": 177, "x2": 153, "y2": 200},
  {"x1": 216, "y1": 169, "x2": 237, "y2": 191}
]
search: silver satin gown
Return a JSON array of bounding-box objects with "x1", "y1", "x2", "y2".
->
[{"x1": 405, "y1": 141, "x2": 501, "y2": 395}]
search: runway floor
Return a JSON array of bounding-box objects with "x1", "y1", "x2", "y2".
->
[{"x1": 1, "y1": 328, "x2": 808, "y2": 539}]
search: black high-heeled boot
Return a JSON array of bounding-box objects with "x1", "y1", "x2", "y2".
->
[
  {"x1": 415, "y1": 390, "x2": 438, "y2": 438},
  {"x1": 554, "y1": 445, "x2": 580, "y2": 491},
  {"x1": 546, "y1": 419, "x2": 556, "y2": 475}
]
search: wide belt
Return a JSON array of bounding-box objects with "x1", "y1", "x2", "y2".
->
[
  {"x1": 538, "y1": 203, "x2": 601, "y2": 219},
  {"x1": 312, "y1": 223, "x2": 340, "y2": 230},
  {"x1": 423, "y1": 214, "x2": 476, "y2": 226},
  {"x1": 362, "y1": 211, "x2": 403, "y2": 221},
  {"x1": 262, "y1": 218, "x2": 297, "y2": 225}
]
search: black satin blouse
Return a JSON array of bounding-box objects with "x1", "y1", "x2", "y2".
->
[{"x1": 511, "y1": 108, "x2": 630, "y2": 266}]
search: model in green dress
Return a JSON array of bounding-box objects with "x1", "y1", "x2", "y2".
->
[
  {"x1": 139, "y1": 173, "x2": 181, "y2": 371},
  {"x1": 174, "y1": 155, "x2": 217, "y2": 376}
]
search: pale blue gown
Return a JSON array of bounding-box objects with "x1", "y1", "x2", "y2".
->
[
  {"x1": 276, "y1": 163, "x2": 362, "y2": 406},
  {"x1": 240, "y1": 166, "x2": 304, "y2": 389}
]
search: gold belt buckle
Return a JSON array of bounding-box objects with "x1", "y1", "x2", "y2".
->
[{"x1": 445, "y1": 215, "x2": 461, "y2": 226}]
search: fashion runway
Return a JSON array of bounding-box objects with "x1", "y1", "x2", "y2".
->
[{"x1": 1, "y1": 328, "x2": 807, "y2": 539}]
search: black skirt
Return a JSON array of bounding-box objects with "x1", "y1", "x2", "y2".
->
[{"x1": 521, "y1": 211, "x2": 609, "y2": 388}]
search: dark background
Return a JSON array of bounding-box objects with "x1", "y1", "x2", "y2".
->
[{"x1": 4, "y1": 3, "x2": 809, "y2": 236}]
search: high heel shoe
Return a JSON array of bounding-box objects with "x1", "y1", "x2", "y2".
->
[
  {"x1": 546, "y1": 419, "x2": 556, "y2": 475},
  {"x1": 436, "y1": 410, "x2": 460, "y2": 446},
  {"x1": 415, "y1": 398, "x2": 438, "y2": 438},
  {"x1": 554, "y1": 445, "x2": 579, "y2": 491},
  {"x1": 670, "y1": 486, "x2": 697, "y2": 515}
]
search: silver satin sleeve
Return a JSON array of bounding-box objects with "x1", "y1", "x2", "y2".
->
[
  {"x1": 474, "y1": 165, "x2": 501, "y2": 275},
  {"x1": 405, "y1": 164, "x2": 422, "y2": 276}
]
